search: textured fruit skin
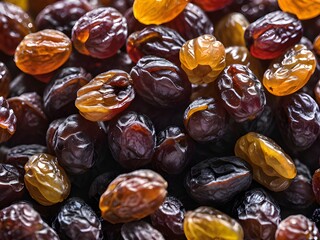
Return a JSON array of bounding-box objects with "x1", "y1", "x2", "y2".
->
[
  {"x1": 0, "y1": 202, "x2": 60, "y2": 240},
  {"x1": 0, "y1": 62, "x2": 10, "y2": 98},
  {"x1": 185, "y1": 157, "x2": 252, "y2": 204},
  {"x1": 263, "y1": 44, "x2": 316, "y2": 96},
  {"x1": 235, "y1": 188, "x2": 281, "y2": 240},
  {"x1": 24, "y1": 153, "x2": 71, "y2": 206},
  {"x1": 184, "y1": 206, "x2": 244, "y2": 240},
  {"x1": 234, "y1": 132, "x2": 297, "y2": 192},
  {"x1": 217, "y1": 64, "x2": 266, "y2": 122},
  {"x1": 278, "y1": 0, "x2": 320, "y2": 20},
  {"x1": 191, "y1": 0, "x2": 233, "y2": 11},
  {"x1": 180, "y1": 34, "x2": 226, "y2": 84},
  {"x1": 133, "y1": 0, "x2": 188, "y2": 25},
  {"x1": 0, "y1": 96, "x2": 17, "y2": 143},
  {"x1": 14, "y1": 29, "x2": 72, "y2": 76},
  {"x1": 0, "y1": 2, "x2": 34, "y2": 55},
  {"x1": 72, "y1": 7, "x2": 127, "y2": 59},
  {"x1": 275, "y1": 215, "x2": 320, "y2": 240},
  {"x1": 76, "y1": 70, "x2": 134, "y2": 121},
  {"x1": 99, "y1": 169, "x2": 167, "y2": 224},
  {"x1": 244, "y1": 11, "x2": 303, "y2": 60},
  {"x1": 121, "y1": 221, "x2": 165, "y2": 240}
]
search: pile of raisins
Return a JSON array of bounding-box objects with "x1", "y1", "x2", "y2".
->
[{"x1": 1, "y1": 0, "x2": 320, "y2": 239}]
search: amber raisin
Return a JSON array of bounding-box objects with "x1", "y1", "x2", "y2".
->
[{"x1": 278, "y1": 0, "x2": 320, "y2": 20}]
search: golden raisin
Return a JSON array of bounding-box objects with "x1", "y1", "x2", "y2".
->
[
  {"x1": 75, "y1": 70, "x2": 135, "y2": 122},
  {"x1": 133, "y1": 0, "x2": 189, "y2": 25},
  {"x1": 215, "y1": 13, "x2": 249, "y2": 48},
  {"x1": 99, "y1": 169, "x2": 167, "y2": 224},
  {"x1": 278, "y1": 0, "x2": 320, "y2": 20},
  {"x1": 184, "y1": 206, "x2": 244, "y2": 240},
  {"x1": 14, "y1": 29, "x2": 72, "y2": 76},
  {"x1": 24, "y1": 153, "x2": 71, "y2": 206},
  {"x1": 263, "y1": 44, "x2": 316, "y2": 96},
  {"x1": 314, "y1": 35, "x2": 320, "y2": 56},
  {"x1": 179, "y1": 34, "x2": 226, "y2": 84},
  {"x1": 234, "y1": 132, "x2": 297, "y2": 192}
]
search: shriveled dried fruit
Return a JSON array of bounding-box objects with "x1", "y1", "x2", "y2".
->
[
  {"x1": 278, "y1": 0, "x2": 320, "y2": 20},
  {"x1": 76, "y1": 70, "x2": 134, "y2": 121},
  {"x1": 99, "y1": 169, "x2": 167, "y2": 224},
  {"x1": 0, "y1": 96, "x2": 16, "y2": 143},
  {"x1": 121, "y1": 221, "x2": 165, "y2": 240},
  {"x1": 0, "y1": 62, "x2": 10, "y2": 98},
  {"x1": 191, "y1": 0, "x2": 233, "y2": 12},
  {"x1": 180, "y1": 34, "x2": 226, "y2": 84}
]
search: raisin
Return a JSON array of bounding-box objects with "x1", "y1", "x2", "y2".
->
[
  {"x1": 0, "y1": 62, "x2": 10, "y2": 98},
  {"x1": 263, "y1": 44, "x2": 316, "y2": 96},
  {"x1": 180, "y1": 34, "x2": 226, "y2": 84},
  {"x1": 192, "y1": 0, "x2": 233, "y2": 11},
  {"x1": 235, "y1": 188, "x2": 281, "y2": 240},
  {"x1": 132, "y1": 0, "x2": 188, "y2": 25},
  {"x1": 0, "y1": 2, "x2": 34, "y2": 55},
  {"x1": 44, "y1": 67, "x2": 91, "y2": 120},
  {"x1": 121, "y1": 221, "x2": 165, "y2": 240},
  {"x1": 101, "y1": 0, "x2": 134, "y2": 14},
  {"x1": 0, "y1": 163, "x2": 24, "y2": 208},
  {"x1": 108, "y1": 111, "x2": 156, "y2": 169},
  {"x1": 314, "y1": 35, "x2": 320, "y2": 56},
  {"x1": 153, "y1": 126, "x2": 193, "y2": 175},
  {"x1": 184, "y1": 207, "x2": 244, "y2": 240},
  {"x1": 52, "y1": 197, "x2": 103, "y2": 240},
  {"x1": 0, "y1": 96, "x2": 16, "y2": 143},
  {"x1": 275, "y1": 215, "x2": 320, "y2": 240},
  {"x1": 215, "y1": 13, "x2": 249, "y2": 47},
  {"x1": 315, "y1": 79, "x2": 320, "y2": 105},
  {"x1": 14, "y1": 29, "x2": 72, "y2": 77},
  {"x1": 76, "y1": 70, "x2": 134, "y2": 121},
  {"x1": 48, "y1": 114, "x2": 105, "y2": 175},
  {"x1": 276, "y1": 92, "x2": 320, "y2": 151},
  {"x1": 0, "y1": 202, "x2": 60, "y2": 240},
  {"x1": 9, "y1": 73, "x2": 46, "y2": 98},
  {"x1": 184, "y1": 97, "x2": 228, "y2": 142},
  {"x1": 130, "y1": 56, "x2": 191, "y2": 108},
  {"x1": 4, "y1": 144, "x2": 47, "y2": 175},
  {"x1": 99, "y1": 169, "x2": 167, "y2": 224},
  {"x1": 127, "y1": 26, "x2": 185, "y2": 65},
  {"x1": 8, "y1": 92, "x2": 48, "y2": 146},
  {"x1": 244, "y1": 11, "x2": 303, "y2": 60},
  {"x1": 278, "y1": 0, "x2": 320, "y2": 20},
  {"x1": 164, "y1": 3, "x2": 214, "y2": 41},
  {"x1": 313, "y1": 168, "x2": 320, "y2": 204},
  {"x1": 234, "y1": 132, "x2": 297, "y2": 192},
  {"x1": 24, "y1": 153, "x2": 71, "y2": 206},
  {"x1": 72, "y1": 7, "x2": 127, "y2": 59},
  {"x1": 150, "y1": 196, "x2": 186, "y2": 239},
  {"x1": 185, "y1": 156, "x2": 252, "y2": 204},
  {"x1": 217, "y1": 64, "x2": 266, "y2": 122},
  {"x1": 35, "y1": 0, "x2": 93, "y2": 37}
]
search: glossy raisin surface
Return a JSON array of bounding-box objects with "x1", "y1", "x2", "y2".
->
[
  {"x1": 35, "y1": 0, "x2": 93, "y2": 37},
  {"x1": 153, "y1": 126, "x2": 193, "y2": 175},
  {"x1": 275, "y1": 215, "x2": 320, "y2": 240},
  {"x1": 43, "y1": 67, "x2": 91, "y2": 120},
  {"x1": 313, "y1": 169, "x2": 320, "y2": 205},
  {"x1": 150, "y1": 196, "x2": 186, "y2": 239},
  {"x1": 0, "y1": 202, "x2": 60, "y2": 240},
  {"x1": 278, "y1": 0, "x2": 320, "y2": 20},
  {"x1": 76, "y1": 70, "x2": 134, "y2": 121},
  {"x1": 14, "y1": 29, "x2": 72, "y2": 76},
  {"x1": 48, "y1": 114, "x2": 105, "y2": 175},
  {"x1": 24, "y1": 153, "x2": 71, "y2": 206},
  {"x1": 234, "y1": 132, "x2": 297, "y2": 192},
  {"x1": 264, "y1": 44, "x2": 316, "y2": 96},
  {"x1": 0, "y1": 62, "x2": 10, "y2": 98},
  {"x1": 108, "y1": 111, "x2": 156, "y2": 169},
  {"x1": 0, "y1": 164, "x2": 24, "y2": 208},
  {"x1": 132, "y1": 0, "x2": 188, "y2": 25},
  {"x1": 184, "y1": 206, "x2": 244, "y2": 240},
  {"x1": 127, "y1": 26, "x2": 185, "y2": 65},
  {"x1": 9, "y1": 73, "x2": 46, "y2": 98},
  {"x1": 52, "y1": 197, "x2": 103, "y2": 240},
  {"x1": 192, "y1": 0, "x2": 233, "y2": 11},
  {"x1": 244, "y1": 11, "x2": 303, "y2": 60},
  {"x1": 0, "y1": 96, "x2": 16, "y2": 143},
  {"x1": 121, "y1": 221, "x2": 164, "y2": 240},
  {"x1": 72, "y1": 7, "x2": 127, "y2": 59},
  {"x1": 277, "y1": 92, "x2": 320, "y2": 151},
  {"x1": 99, "y1": 169, "x2": 167, "y2": 224},
  {"x1": 217, "y1": 64, "x2": 266, "y2": 122},
  {"x1": 0, "y1": 2, "x2": 34, "y2": 55},
  {"x1": 235, "y1": 188, "x2": 281, "y2": 240},
  {"x1": 184, "y1": 97, "x2": 228, "y2": 142},
  {"x1": 185, "y1": 156, "x2": 252, "y2": 204},
  {"x1": 8, "y1": 92, "x2": 48, "y2": 146},
  {"x1": 130, "y1": 56, "x2": 191, "y2": 108}
]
